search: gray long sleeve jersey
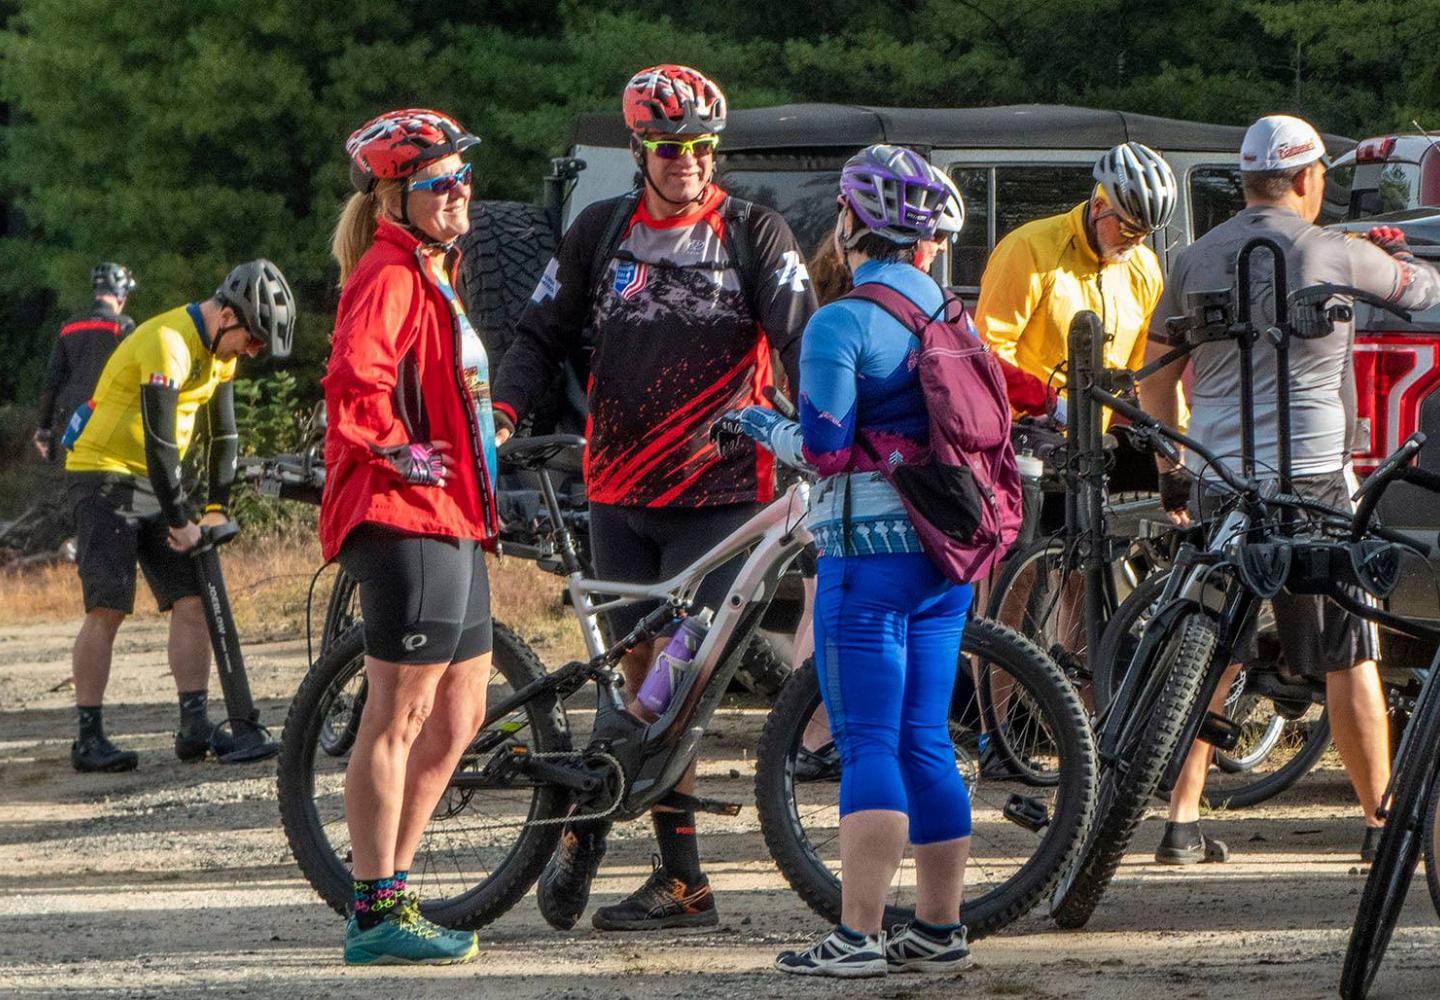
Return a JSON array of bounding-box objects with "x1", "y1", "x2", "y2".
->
[{"x1": 1150, "y1": 205, "x2": 1440, "y2": 478}]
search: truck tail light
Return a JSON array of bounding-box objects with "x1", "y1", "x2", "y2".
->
[
  {"x1": 1356, "y1": 136, "x2": 1398, "y2": 163},
  {"x1": 1352, "y1": 333, "x2": 1440, "y2": 472}
]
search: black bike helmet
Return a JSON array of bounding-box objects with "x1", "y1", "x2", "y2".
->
[
  {"x1": 92, "y1": 262, "x2": 136, "y2": 300},
  {"x1": 215, "y1": 259, "x2": 297, "y2": 360}
]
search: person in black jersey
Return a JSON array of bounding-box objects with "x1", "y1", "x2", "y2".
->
[
  {"x1": 493, "y1": 64, "x2": 816, "y2": 932},
  {"x1": 34, "y1": 262, "x2": 137, "y2": 462}
]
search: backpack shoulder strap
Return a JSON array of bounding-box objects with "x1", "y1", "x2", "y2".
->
[
  {"x1": 719, "y1": 195, "x2": 760, "y2": 320},
  {"x1": 586, "y1": 190, "x2": 643, "y2": 303},
  {"x1": 843, "y1": 281, "x2": 934, "y2": 335}
]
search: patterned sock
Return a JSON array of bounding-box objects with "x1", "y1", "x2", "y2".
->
[
  {"x1": 178, "y1": 690, "x2": 209, "y2": 734},
  {"x1": 352, "y1": 874, "x2": 403, "y2": 930},
  {"x1": 653, "y1": 810, "x2": 702, "y2": 884},
  {"x1": 393, "y1": 869, "x2": 409, "y2": 898},
  {"x1": 77, "y1": 705, "x2": 104, "y2": 742}
]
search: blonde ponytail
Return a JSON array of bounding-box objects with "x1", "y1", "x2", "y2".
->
[
  {"x1": 331, "y1": 180, "x2": 403, "y2": 288},
  {"x1": 332, "y1": 191, "x2": 378, "y2": 288}
]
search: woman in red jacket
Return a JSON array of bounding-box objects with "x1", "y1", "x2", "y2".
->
[{"x1": 321, "y1": 108, "x2": 499, "y2": 966}]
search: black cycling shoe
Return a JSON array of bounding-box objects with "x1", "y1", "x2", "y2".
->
[
  {"x1": 1361, "y1": 825, "x2": 1383, "y2": 863},
  {"x1": 794, "y1": 743, "x2": 841, "y2": 783},
  {"x1": 536, "y1": 826, "x2": 608, "y2": 931},
  {"x1": 176, "y1": 719, "x2": 279, "y2": 764},
  {"x1": 591, "y1": 857, "x2": 718, "y2": 931},
  {"x1": 71, "y1": 734, "x2": 139, "y2": 773},
  {"x1": 1154, "y1": 821, "x2": 1230, "y2": 865}
]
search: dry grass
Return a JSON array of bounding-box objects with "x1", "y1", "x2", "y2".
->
[{"x1": 0, "y1": 534, "x2": 588, "y2": 665}]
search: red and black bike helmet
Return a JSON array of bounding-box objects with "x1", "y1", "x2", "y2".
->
[
  {"x1": 345, "y1": 108, "x2": 480, "y2": 194},
  {"x1": 622, "y1": 65, "x2": 727, "y2": 135}
]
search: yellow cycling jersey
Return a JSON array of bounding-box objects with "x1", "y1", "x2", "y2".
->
[
  {"x1": 975, "y1": 201, "x2": 1163, "y2": 409},
  {"x1": 65, "y1": 303, "x2": 235, "y2": 477}
]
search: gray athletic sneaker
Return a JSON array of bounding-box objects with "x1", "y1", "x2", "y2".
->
[
  {"x1": 886, "y1": 922, "x2": 972, "y2": 973},
  {"x1": 775, "y1": 926, "x2": 887, "y2": 978}
]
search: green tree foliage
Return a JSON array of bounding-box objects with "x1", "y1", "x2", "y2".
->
[{"x1": 3, "y1": 0, "x2": 1437, "y2": 415}]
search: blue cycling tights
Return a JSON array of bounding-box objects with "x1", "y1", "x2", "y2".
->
[{"x1": 813, "y1": 552, "x2": 973, "y2": 844}]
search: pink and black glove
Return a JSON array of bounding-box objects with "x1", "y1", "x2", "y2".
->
[
  {"x1": 371, "y1": 442, "x2": 449, "y2": 486},
  {"x1": 1366, "y1": 225, "x2": 1415, "y2": 260}
]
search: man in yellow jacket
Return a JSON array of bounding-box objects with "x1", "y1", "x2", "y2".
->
[
  {"x1": 976, "y1": 142, "x2": 1177, "y2": 426},
  {"x1": 976, "y1": 143, "x2": 1178, "y2": 551}
]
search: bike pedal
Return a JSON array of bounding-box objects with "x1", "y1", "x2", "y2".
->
[
  {"x1": 657, "y1": 791, "x2": 742, "y2": 817},
  {"x1": 1003, "y1": 793, "x2": 1050, "y2": 832},
  {"x1": 1199, "y1": 711, "x2": 1242, "y2": 752}
]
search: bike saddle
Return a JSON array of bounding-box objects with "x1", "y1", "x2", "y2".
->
[{"x1": 498, "y1": 433, "x2": 587, "y2": 472}]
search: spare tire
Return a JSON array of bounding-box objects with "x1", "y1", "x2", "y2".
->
[{"x1": 457, "y1": 200, "x2": 556, "y2": 362}]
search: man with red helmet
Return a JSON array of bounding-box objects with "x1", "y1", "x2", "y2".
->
[{"x1": 494, "y1": 65, "x2": 816, "y2": 932}]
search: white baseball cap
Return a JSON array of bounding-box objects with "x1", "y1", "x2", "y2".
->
[{"x1": 1240, "y1": 114, "x2": 1330, "y2": 172}]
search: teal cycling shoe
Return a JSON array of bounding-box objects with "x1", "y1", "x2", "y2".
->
[{"x1": 343, "y1": 911, "x2": 479, "y2": 966}]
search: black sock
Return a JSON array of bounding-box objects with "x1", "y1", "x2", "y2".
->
[
  {"x1": 653, "y1": 810, "x2": 702, "y2": 884},
  {"x1": 178, "y1": 690, "x2": 209, "y2": 734},
  {"x1": 77, "y1": 705, "x2": 105, "y2": 742}
]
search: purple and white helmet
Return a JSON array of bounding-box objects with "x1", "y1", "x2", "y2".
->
[{"x1": 838, "y1": 144, "x2": 948, "y2": 247}]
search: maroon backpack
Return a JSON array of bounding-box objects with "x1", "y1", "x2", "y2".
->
[{"x1": 845, "y1": 282, "x2": 1023, "y2": 583}]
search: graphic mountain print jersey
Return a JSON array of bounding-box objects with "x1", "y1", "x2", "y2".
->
[{"x1": 495, "y1": 186, "x2": 815, "y2": 507}]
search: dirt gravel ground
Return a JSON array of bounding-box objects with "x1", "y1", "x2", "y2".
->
[{"x1": 3, "y1": 618, "x2": 1440, "y2": 1000}]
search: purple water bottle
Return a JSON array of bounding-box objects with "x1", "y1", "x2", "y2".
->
[{"x1": 635, "y1": 610, "x2": 713, "y2": 718}]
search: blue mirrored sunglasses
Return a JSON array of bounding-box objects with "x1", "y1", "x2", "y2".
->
[{"x1": 408, "y1": 162, "x2": 473, "y2": 194}]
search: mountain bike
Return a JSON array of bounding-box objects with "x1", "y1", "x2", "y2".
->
[
  {"x1": 276, "y1": 433, "x2": 1097, "y2": 936},
  {"x1": 1339, "y1": 450, "x2": 1440, "y2": 998},
  {"x1": 1050, "y1": 258, "x2": 1430, "y2": 929}
]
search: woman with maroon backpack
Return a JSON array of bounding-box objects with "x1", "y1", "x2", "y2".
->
[{"x1": 714, "y1": 144, "x2": 1019, "y2": 978}]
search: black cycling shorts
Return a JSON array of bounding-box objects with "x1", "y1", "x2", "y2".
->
[
  {"x1": 337, "y1": 523, "x2": 493, "y2": 664},
  {"x1": 68, "y1": 472, "x2": 200, "y2": 614},
  {"x1": 1195, "y1": 470, "x2": 1377, "y2": 676},
  {"x1": 589, "y1": 502, "x2": 762, "y2": 641}
]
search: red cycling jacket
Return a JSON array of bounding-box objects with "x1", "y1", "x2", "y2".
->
[{"x1": 319, "y1": 219, "x2": 498, "y2": 561}]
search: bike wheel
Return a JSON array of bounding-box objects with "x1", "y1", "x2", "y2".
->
[
  {"x1": 320, "y1": 567, "x2": 362, "y2": 654},
  {"x1": 1051, "y1": 611, "x2": 1216, "y2": 929},
  {"x1": 1339, "y1": 704, "x2": 1440, "y2": 998},
  {"x1": 1093, "y1": 572, "x2": 1328, "y2": 810},
  {"x1": 277, "y1": 621, "x2": 570, "y2": 929},
  {"x1": 1426, "y1": 760, "x2": 1440, "y2": 921},
  {"x1": 987, "y1": 538, "x2": 1089, "y2": 681},
  {"x1": 755, "y1": 617, "x2": 1095, "y2": 939}
]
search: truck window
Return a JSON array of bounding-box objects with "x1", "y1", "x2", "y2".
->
[
  {"x1": 716, "y1": 168, "x2": 839, "y2": 258},
  {"x1": 947, "y1": 165, "x2": 1091, "y2": 290},
  {"x1": 1189, "y1": 167, "x2": 1245, "y2": 238},
  {"x1": 994, "y1": 166, "x2": 1094, "y2": 241},
  {"x1": 949, "y1": 168, "x2": 991, "y2": 289},
  {"x1": 1321, "y1": 164, "x2": 1355, "y2": 225},
  {"x1": 1351, "y1": 161, "x2": 1422, "y2": 218}
]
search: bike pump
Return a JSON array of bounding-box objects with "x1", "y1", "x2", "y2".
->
[
  {"x1": 190, "y1": 521, "x2": 278, "y2": 763},
  {"x1": 1067, "y1": 310, "x2": 1111, "y2": 662}
]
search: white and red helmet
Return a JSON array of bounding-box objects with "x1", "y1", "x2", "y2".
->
[
  {"x1": 345, "y1": 108, "x2": 479, "y2": 193},
  {"x1": 623, "y1": 65, "x2": 727, "y2": 135}
]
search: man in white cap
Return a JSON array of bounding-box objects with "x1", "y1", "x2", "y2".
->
[{"x1": 1141, "y1": 114, "x2": 1440, "y2": 864}]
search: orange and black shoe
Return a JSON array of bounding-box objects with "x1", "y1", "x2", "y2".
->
[
  {"x1": 591, "y1": 856, "x2": 718, "y2": 931},
  {"x1": 536, "y1": 824, "x2": 608, "y2": 931}
]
